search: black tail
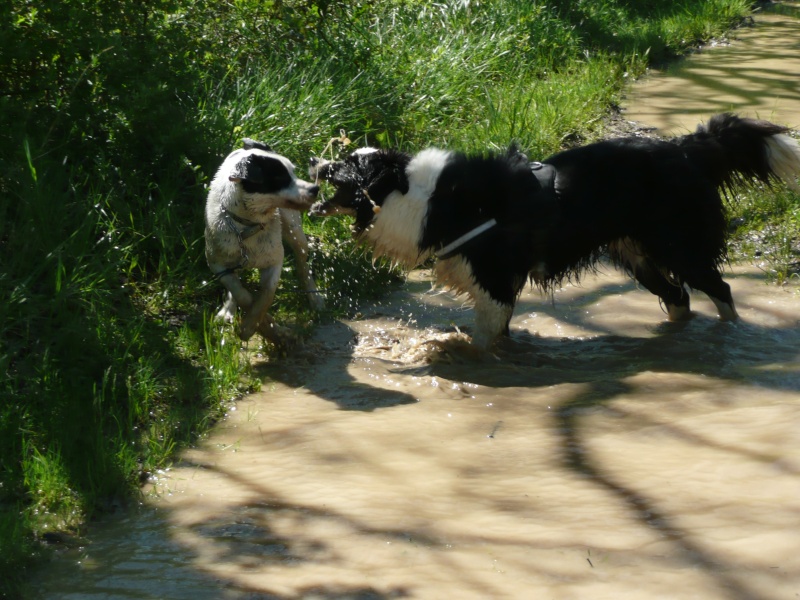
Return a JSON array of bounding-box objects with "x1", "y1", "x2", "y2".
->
[{"x1": 680, "y1": 112, "x2": 800, "y2": 195}]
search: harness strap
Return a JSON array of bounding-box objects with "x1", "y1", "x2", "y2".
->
[
  {"x1": 437, "y1": 219, "x2": 498, "y2": 260},
  {"x1": 436, "y1": 161, "x2": 557, "y2": 260},
  {"x1": 529, "y1": 161, "x2": 556, "y2": 191},
  {"x1": 212, "y1": 266, "x2": 241, "y2": 281},
  {"x1": 216, "y1": 208, "x2": 270, "y2": 273}
]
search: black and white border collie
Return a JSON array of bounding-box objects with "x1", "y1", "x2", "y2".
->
[{"x1": 309, "y1": 114, "x2": 800, "y2": 349}]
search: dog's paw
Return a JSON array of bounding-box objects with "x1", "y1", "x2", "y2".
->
[
  {"x1": 424, "y1": 338, "x2": 499, "y2": 364},
  {"x1": 666, "y1": 304, "x2": 693, "y2": 322},
  {"x1": 215, "y1": 307, "x2": 236, "y2": 324},
  {"x1": 257, "y1": 320, "x2": 299, "y2": 349},
  {"x1": 237, "y1": 321, "x2": 258, "y2": 341}
]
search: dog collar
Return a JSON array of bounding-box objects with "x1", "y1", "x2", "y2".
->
[
  {"x1": 222, "y1": 208, "x2": 265, "y2": 241},
  {"x1": 216, "y1": 208, "x2": 268, "y2": 273},
  {"x1": 437, "y1": 218, "x2": 497, "y2": 260}
]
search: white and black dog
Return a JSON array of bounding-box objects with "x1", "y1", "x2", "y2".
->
[
  {"x1": 309, "y1": 113, "x2": 800, "y2": 349},
  {"x1": 205, "y1": 139, "x2": 324, "y2": 344}
]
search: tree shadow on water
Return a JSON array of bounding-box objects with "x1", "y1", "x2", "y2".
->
[
  {"x1": 231, "y1": 270, "x2": 800, "y2": 599},
  {"x1": 35, "y1": 276, "x2": 796, "y2": 599},
  {"x1": 258, "y1": 266, "x2": 800, "y2": 410},
  {"x1": 555, "y1": 378, "x2": 793, "y2": 600},
  {"x1": 386, "y1": 278, "x2": 797, "y2": 598},
  {"x1": 167, "y1": 459, "x2": 425, "y2": 599}
]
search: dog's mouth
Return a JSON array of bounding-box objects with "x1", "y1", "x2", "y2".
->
[
  {"x1": 315, "y1": 199, "x2": 376, "y2": 239},
  {"x1": 280, "y1": 184, "x2": 320, "y2": 211},
  {"x1": 308, "y1": 184, "x2": 364, "y2": 223},
  {"x1": 308, "y1": 158, "x2": 361, "y2": 220}
]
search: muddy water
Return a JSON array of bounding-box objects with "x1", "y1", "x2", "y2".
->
[
  {"x1": 623, "y1": 1, "x2": 800, "y2": 133},
  {"x1": 35, "y1": 267, "x2": 800, "y2": 599}
]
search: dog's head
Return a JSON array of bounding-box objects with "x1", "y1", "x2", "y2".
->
[
  {"x1": 308, "y1": 148, "x2": 411, "y2": 234},
  {"x1": 214, "y1": 139, "x2": 320, "y2": 213}
]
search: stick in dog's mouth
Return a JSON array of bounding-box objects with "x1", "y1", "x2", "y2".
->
[{"x1": 362, "y1": 188, "x2": 381, "y2": 214}]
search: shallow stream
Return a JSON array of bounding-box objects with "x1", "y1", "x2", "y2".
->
[
  {"x1": 624, "y1": 1, "x2": 800, "y2": 133},
  {"x1": 35, "y1": 267, "x2": 800, "y2": 599}
]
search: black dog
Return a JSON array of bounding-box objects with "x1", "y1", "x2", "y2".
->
[{"x1": 309, "y1": 114, "x2": 800, "y2": 348}]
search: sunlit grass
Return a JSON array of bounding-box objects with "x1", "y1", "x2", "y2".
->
[{"x1": 729, "y1": 185, "x2": 800, "y2": 283}]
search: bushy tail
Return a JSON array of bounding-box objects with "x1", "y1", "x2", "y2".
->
[{"x1": 683, "y1": 112, "x2": 800, "y2": 194}]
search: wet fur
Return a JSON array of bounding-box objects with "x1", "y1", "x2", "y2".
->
[
  {"x1": 205, "y1": 139, "x2": 323, "y2": 344},
  {"x1": 309, "y1": 114, "x2": 800, "y2": 348}
]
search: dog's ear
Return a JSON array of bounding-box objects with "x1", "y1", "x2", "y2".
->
[
  {"x1": 366, "y1": 163, "x2": 409, "y2": 203},
  {"x1": 242, "y1": 138, "x2": 273, "y2": 152},
  {"x1": 229, "y1": 154, "x2": 265, "y2": 183},
  {"x1": 506, "y1": 142, "x2": 529, "y2": 166}
]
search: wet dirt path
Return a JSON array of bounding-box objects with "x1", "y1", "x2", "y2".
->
[{"x1": 36, "y1": 267, "x2": 800, "y2": 599}]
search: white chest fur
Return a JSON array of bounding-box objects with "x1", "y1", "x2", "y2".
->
[{"x1": 364, "y1": 148, "x2": 451, "y2": 266}]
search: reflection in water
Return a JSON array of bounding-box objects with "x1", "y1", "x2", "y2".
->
[
  {"x1": 624, "y1": 1, "x2": 800, "y2": 133},
  {"x1": 35, "y1": 267, "x2": 800, "y2": 600}
]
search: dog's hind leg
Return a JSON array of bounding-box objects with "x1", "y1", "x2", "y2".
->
[
  {"x1": 281, "y1": 209, "x2": 325, "y2": 311},
  {"x1": 216, "y1": 292, "x2": 239, "y2": 323},
  {"x1": 682, "y1": 268, "x2": 739, "y2": 321},
  {"x1": 634, "y1": 263, "x2": 692, "y2": 321},
  {"x1": 610, "y1": 239, "x2": 690, "y2": 320},
  {"x1": 238, "y1": 264, "x2": 282, "y2": 341}
]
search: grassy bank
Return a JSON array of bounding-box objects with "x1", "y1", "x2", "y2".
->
[{"x1": 2, "y1": 0, "x2": 783, "y2": 595}]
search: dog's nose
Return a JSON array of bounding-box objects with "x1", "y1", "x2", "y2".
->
[
  {"x1": 309, "y1": 185, "x2": 320, "y2": 196},
  {"x1": 309, "y1": 157, "x2": 319, "y2": 166}
]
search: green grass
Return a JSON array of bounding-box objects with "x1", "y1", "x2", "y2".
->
[
  {"x1": 729, "y1": 183, "x2": 800, "y2": 283},
  {"x1": 3, "y1": 0, "x2": 788, "y2": 596}
]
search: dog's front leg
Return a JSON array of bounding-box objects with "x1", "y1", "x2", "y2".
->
[
  {"x1": 215, "y1": 273, "x2": 254, "y2": 323},
  {"x1": 238, "y1": 265, "x2": 281, "y2": 342},
  {"x1": 281, "y1": 210, "x2": 325, "y2": 311},
  {"x1": 470, "y1": 290, "x2": 514, "y2": 350}
]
